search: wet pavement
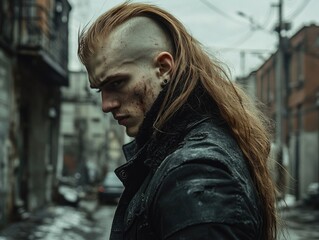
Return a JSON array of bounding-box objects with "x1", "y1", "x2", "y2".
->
[
  {"x1": 278, "y1": 205, "x2": 319, "y2": 240},
  {"x1": 0, "y1": 196, "x2": 318, "y2": 240},
  {"x1": 0, "y1": 194, "x2": 108, "y2": 240}
]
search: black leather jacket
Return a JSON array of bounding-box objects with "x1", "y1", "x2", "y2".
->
[{"x1": 110, "y1": 117, "x2": 263, "y2": 240}]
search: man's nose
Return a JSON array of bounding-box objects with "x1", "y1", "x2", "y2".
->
[{"x1": 101, "y1": 92, "x2": 120, "y2": 113}]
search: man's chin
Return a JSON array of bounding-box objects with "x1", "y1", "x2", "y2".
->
[{"x1": 125, "y1": 127, "x2": 138, "y2": 138}]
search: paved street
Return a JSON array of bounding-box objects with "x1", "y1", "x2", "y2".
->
[
  {"x1": 0, "y1": 197, "x2": 318, "y2": 240},
  {"x1": 0, "y1": 197, "x2": 116, "y2": 240},
  {"x1": 278, "y1": 206, "x2": 319, "y2": 240},
  {"x1": 92, "y1": 205, "x2": 116, "y2": 240}
]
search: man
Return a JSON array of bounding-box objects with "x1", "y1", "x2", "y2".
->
[{"x1": 78, "y1": 2, "x2": 277, "y2": 240}]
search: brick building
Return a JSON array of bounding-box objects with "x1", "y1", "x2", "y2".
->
[
  {"x1": 0, "y1": 0, "x2": 71, "y2": 228},
  {"x1": 254, "y1": 24, "x2": 319, "y2": 200}
]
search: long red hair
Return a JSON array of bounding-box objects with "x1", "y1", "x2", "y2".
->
[{"x1": 78, "y1": 3, "x2": 277, "y2": 239}]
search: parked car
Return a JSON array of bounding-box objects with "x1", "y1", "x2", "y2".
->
[
  {"x1": 304, "y1": 182, "x2": 319, "y2": 208},
  {"x1": 98, "y1": 172, "x2": 124, "y2": 204},
  {"x1": 55, "y1": 176, "x2": 82, "y2": 207}
]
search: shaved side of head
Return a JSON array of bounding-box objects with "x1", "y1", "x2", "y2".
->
[
  {"x1": 86, "y1": 17, "x2": 174, "y2": 85},
  {"x1": 108, "y1": 16, "x2": 174, "y2": 60}
]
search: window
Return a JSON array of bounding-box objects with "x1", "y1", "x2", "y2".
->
[
  {"x1": 296, "y1": 44, "x2": 304, "y2": 86},
  {"x1": 315, "y1": 35, "x2": 319, "y2": 48}
]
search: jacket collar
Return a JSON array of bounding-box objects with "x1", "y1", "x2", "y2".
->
[
  {"x1": 115, "y1": 140, "x2": 149, "y2": 187},
  {"x1": 116, "y1": 116, "x2": 213, "y2": 186},
  {"x1": 116, "y1": 84, "x2": 224, "y2": 185},
  {"x1": 122, "y1": 140, "x2": 137, "y2": 162},
  {"x1": 121, "y1": 115, "x2": 212, "y2": 162}
]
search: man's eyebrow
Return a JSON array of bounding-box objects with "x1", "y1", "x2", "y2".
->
[
  {"x1": 90, "y1": 76, "x2": 108, "y2": 89},
  {"x1": 90, "y1": 74, "x2": 124, "y2": 89}
]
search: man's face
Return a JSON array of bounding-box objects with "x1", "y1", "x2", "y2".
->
[{"x1": 87, "y1": 41, "x2": 163, "y2": 137}]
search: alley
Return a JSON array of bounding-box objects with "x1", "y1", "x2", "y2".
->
[
  {"x1": 0, "y1": 199, "x2": 116, "y2": 240},
  {"x1": 278, "y1": 206, "x2": 319, "y2": 240},
  {"x1": 1, "y1": 196, "x2": 319, "y2": 240}
]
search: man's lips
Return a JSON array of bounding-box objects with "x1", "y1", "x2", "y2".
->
[{"x1": 114, "y1": 116, "x2": 129, "y2": 125}]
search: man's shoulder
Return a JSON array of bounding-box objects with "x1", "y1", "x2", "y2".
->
[
  {"x1": 184, "y1": 118, "x2": 237, "y2": 150},
  {"x1": 144, "y1": 120, "x2": 262, "y2": 238},
  {"x1": 154, "y1": 118, "x2": 254, "y2": 197},
  {"x1": 164, "y1": 118, "x2": 245, "y2": 171}
]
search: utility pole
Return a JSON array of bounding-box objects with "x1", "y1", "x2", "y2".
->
[
  {"x1": 275, "y1": 0, "x2": 283, "y2": 151},
  {"x1": 273, "y1": 0, "x2": 286, "y2": 200}
]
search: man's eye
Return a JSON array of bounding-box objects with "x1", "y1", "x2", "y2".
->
[{"x1": 110, "y1": 80, "x2": 124, "y2": 88}]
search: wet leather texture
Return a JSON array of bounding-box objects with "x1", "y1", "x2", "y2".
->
[{"x1": 111, "y1": 119, "x2": 263, "y2": 240}]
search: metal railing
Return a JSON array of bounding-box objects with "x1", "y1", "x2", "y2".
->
[{"x1": 18, "y1": 1, "x2": 70, "y2": 71}]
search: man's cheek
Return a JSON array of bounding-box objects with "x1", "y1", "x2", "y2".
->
[{"x1": 131, "y1": 83, "x2": 148, "y2": 113}]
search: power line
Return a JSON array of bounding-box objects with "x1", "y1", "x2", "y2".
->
[
  {"x1": 238, "y1": 11, "x2": 275, "y2": 34},
  {"x1": 206, "y1": 46, "x2": 273, "y2": 54},
  {"x1": 210, "y1": 25, "x2": 263, "y2": 47},
  {"x1": 200, "y1": 1, "x2": 276, "y2": 52},
  {"x1": 287, "y1": 0, "x2": 311, "y2": 19},
  {"x1": 262, "y1": 5, "x2": 275, "y2": 30},
  {"x1": 199, "y1": 0, "x2": 246, "y2": 26},
  {"x1": 230, "y1": 29, "x2": 255, "y2": 47}
]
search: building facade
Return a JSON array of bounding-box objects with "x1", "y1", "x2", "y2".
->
[
  {"x1": 0, "y1": 0, "x2": 71, "y2": 228},
  {"x1": 0, "y1": 0, "x2": 16, "y2": 227},
  {"x1": 60, "y1": 71, "x2": 127, "y2": 186},
  {"x1": 286, "y1": 24, "x2": 319, "y2": 199},
  {"x1": 236, "y1": 71, "x2": 257, "y2": 101},
  {"x1": 255, "y1": 24, "x2": 319, "y2": 200}
]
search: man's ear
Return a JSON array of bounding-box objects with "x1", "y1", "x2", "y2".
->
[{"x1": 155, "y1": 52, "x2": 174, "y2": 80}]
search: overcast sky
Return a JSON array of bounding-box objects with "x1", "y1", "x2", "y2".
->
[{"x1": 68, "y1": 0, "x2": 319, "y2": 79}]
